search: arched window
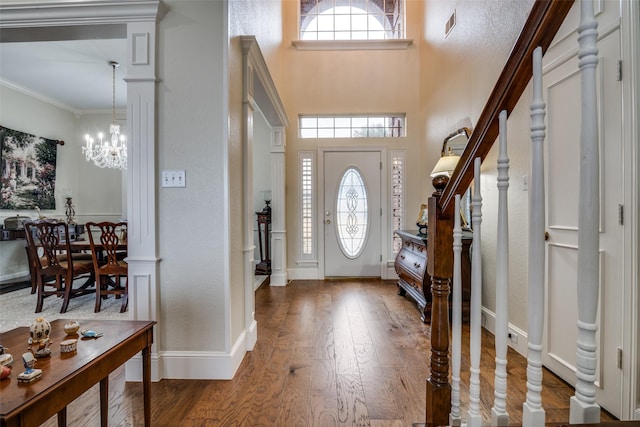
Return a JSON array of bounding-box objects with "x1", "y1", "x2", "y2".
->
[{"x1": 300, "y1": 0, "x2": 404, "y2": 40}]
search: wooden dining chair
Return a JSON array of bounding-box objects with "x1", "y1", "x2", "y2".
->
[
  {"x1": 24, "y1": 220, "x2": 95, "y2": 313},
  {"x1": 86, "y1": 221, "x2": 128, "y2": 313},
  {"x1": 25, "y1": 229, "x2": 93, "y2": 295}
]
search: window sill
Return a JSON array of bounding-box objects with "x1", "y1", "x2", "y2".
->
[{"x1": 292, "y1": 39, "x2": 413, "y2": 51}]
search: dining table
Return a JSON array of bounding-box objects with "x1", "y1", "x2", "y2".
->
[{"x1": 69, "y1": 238, "x2": 127, "y2": 253}]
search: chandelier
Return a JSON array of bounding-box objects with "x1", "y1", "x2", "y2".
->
[{"x1": 82, "y1": 61, "x2": 127, "y2": 170}]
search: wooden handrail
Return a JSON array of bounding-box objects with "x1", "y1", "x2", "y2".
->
[
  {"x1": 439, "y1": 0, "x2": 575, "y2": 216},
  {"x1": 426, "y1": 1, "x2": 575, "y2": 425}
]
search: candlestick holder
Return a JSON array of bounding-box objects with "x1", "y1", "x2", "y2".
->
[{"x1": 65, "y1": 197, "x2": 76, "y2": 224}]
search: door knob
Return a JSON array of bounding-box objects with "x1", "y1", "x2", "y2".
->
[
  {"x1": 325, "y1": 219, "x2": 331, "y2": 224},
  {"x1": 545, "y1": 231, "x2": 549, "y2": 241}
]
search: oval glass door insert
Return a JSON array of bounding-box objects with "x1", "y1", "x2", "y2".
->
[{"x1": 335, "y1": 167, "x2": 369, "y2": 258}]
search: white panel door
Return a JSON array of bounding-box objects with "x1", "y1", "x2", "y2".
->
[
  {"x1": 324, "y1": 151, "x2": 381, "y2": 277},
  {"x1": 543, "y1": 29, "x2": 623, "y2": 417}
]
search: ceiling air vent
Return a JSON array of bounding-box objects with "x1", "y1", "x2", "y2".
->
[{"x1": 445, "y1": 10, "x2": 456, "y2": 37}]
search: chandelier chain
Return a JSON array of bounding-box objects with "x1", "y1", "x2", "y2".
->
[
  {"x1": 82, "y1": 61, "x2": 127, "y2": 170},
  {"x1": 112, "y1": 62, "x2": 116, "y2": 124}
]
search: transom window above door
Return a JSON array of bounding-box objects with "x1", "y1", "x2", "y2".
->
[
  {"x1": 300, "y1": 0, "x2": 405, "y2": 40},
  {"x1": 299, "y1": 114, "x2": 406, "y2": 138}
]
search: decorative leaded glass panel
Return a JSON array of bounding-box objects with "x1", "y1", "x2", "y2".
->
[{"x1": 335, "y1": 167, "x2": 369, "y2": 258}]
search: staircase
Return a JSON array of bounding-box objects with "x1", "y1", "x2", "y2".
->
[{"x1": 423, "y1": 0, "x2": 635, "y2": 425}]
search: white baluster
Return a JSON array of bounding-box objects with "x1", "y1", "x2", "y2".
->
[
  {"x1": 492, "y1": 110, "x2": 510, "y2": 426},
  {"x1": 570, "y1": 0, "x2": 601, "y2": 422},
  {"x1": 523, "y1": 46, "x2": 546, "y2": 427},
  {"x1": 450, "y1": 194, "x2": 463, "y2": 427},
  {"x1": 467, "y1": 157, "x2": 483, "y2": 427}
]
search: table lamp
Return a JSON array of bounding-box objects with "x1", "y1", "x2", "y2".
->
[{"x1": 430, "y1": 151, "x2": 460, "y2": 195}]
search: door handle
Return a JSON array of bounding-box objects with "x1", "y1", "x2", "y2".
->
[
  {"x1": 545, "y1": 231, "x2": 549, "y2": 241},
  {"x1": 325, "y1": 219, "x2": 331, "y2": 224}
]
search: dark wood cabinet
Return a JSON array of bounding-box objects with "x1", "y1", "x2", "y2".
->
[{"x1": 393, "y1": 229, "x2": 472, "y2": 324}]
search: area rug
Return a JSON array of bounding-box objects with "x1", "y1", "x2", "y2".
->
[{"x1": 0, "y1": 284, "x2": 128, "y2": 333}]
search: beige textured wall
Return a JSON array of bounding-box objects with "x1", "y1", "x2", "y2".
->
[
  {"x1": 422, "y1": 0, "x2": 534, "y2": 331},
  {"x1": 156, "y1": 0, "x2": 284, "y2": 355},
  {"x1": 157, "y1": 0, "x2": 228, "y2": 351},
  {"x1": 228, "y1": 0, "x2": 284, "y2": 347}
]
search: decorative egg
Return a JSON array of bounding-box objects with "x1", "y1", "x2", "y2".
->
[
  {"x1": 29, "y1": 317, "x2": 51, "y2": 343},
  {"x1": 64, "y1": 321, "x2": 80, "y2": 335}
]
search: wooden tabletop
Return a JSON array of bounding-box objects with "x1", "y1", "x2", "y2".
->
[
  {"x1": 69, "y1": 239, "x2": 127, "y2": 252},
  {"x1": 0, "y1": 319, "x2": 154, "y2": 427}
]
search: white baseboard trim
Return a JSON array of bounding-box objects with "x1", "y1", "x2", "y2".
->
[
  {"x1": 481, "y1": 306, "x2": 529, "y2": 357},
  {"x1": 288, "y1": 267, "x2": 319, "y2": 280},
  {"x1": 269, "y1": 272, "x2": 288, "y2": 286},
  {"x1": 254, "y1": 275, "x2": 269, "y2": 290},
  {"x1": 125, "y1": 329, "x2": 249, "y2": 381},
  {"x1": 385, "y1": 265, "x2": 398, "y2": 280},
  {"x1": 125, "y1": 354, "x2": 162, "y2": 382},
  {"x1": 246, "y1": 319, "x2": 257, "y2": 351},
  {"x1": 0, "y1": 271, "x2": 29, "y2": 283}
]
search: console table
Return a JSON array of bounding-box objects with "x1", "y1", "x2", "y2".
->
[
  {"x1": 0, "y1": 319, "x2": 154, "y2": 427},
  {"x1": 255, "y1": 209, "x2": 271, "y2": 275},
  {"x1": 394, "y1": 229, "x2": 472, "y2": 323}
]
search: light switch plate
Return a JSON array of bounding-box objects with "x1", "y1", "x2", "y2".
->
[{"x1": 161, "y1": 170, "x2": 186, "y2": 188}]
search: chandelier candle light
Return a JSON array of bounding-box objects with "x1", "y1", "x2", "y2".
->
[{"x1": 82, "y1": 61, "x2": 127, "y2": 170}]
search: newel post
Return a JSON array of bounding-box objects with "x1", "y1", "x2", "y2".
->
[{"x1": 425, "y1": 182, "x2": 453, "y2": 426}]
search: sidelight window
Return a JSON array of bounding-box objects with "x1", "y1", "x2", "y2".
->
[
  {"x1": 390, "y1": 150, "x2": 405, "y2": 253},
  {"x1": 299, "y1": 152, "x2": 316, "y2": 259}
]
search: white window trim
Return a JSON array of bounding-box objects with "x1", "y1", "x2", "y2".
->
[
  {"x1": 298, "y1": 151, "x2": 316, "y2": 262},
  {"x1": 292, "y1": 38, "x2": 413, "y2": 51}
]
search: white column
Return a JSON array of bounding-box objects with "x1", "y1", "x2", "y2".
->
[
  {"x1": 492, "y1": 110, "x2": 510, "y2": 426},
  {"x1": 449, "y1": 194, "x2": 462, "y2": 427},
  {"x1": 242, "y1": 97, "x2": 258, "y2": 351},
  {"x1": 270, "y1": 127, "x2": 288, "y2": 286},
  {"x1": 124, "y1": 20, "x2": 161, "y2": 382},
  {"x1": 240, "y1": 36, "x2": 288, "y2": 289},
  {"x1": 467, "y1": 157, "x2": 483, "y2": 427},
  {"x1": 523, "y1": 46, "x2": 546, "y2": 427},
  {"x1": 570, "y1": 0, "x2": 601, "y2": 422}
]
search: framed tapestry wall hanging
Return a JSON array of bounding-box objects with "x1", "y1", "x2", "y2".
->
[{"x1": 0, "y1": 125, "x2": 62, "y2": 210}]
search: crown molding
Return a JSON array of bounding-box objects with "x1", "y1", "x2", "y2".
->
[
  {"x1": 240, "y1": 36, "x2": 289, "y2": 128},
  {"x1": 0, "y1": 0, "x2": 167, "y2": 28}
]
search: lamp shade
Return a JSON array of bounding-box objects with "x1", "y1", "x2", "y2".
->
[{"x1": 430, "y1": 154, "x2": 460, "y2": 178}]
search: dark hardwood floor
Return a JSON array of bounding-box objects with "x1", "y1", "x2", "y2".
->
[{"x1": 38, "y1": 279, "x2": 616, "y2": 426}]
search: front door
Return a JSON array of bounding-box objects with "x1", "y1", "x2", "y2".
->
[
  {"x1": 323, "y1": 151, "x2": 381, "y2": 277},
  {"x1": 543, "y1": 27, "x2": 623, "y2": 417}
]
